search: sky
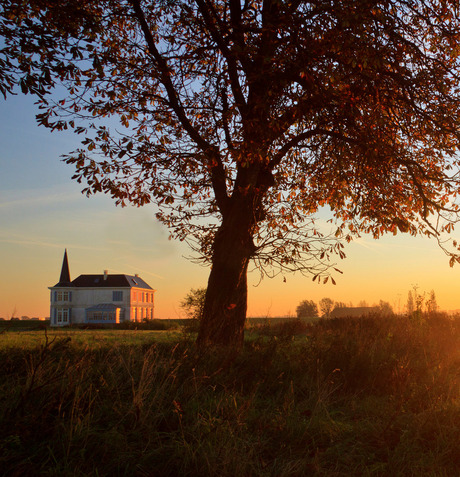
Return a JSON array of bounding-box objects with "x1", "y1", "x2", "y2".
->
[{"x1": 1, "y1": 93, "x2": 460, "y2": 319}]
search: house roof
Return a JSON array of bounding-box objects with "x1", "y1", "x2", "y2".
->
[
  {"x1": 69, "y1": 274, "x2": 154, "y2": 290},
  {"x1": 51, "y1": 250, "x2": 154, "y2": 289},
  {"x1": 86, "y1": 303, "x2": 121, "y2": 312},
  {"x1": 330, "y1": 306, "x2": 379, "y2": 318}
]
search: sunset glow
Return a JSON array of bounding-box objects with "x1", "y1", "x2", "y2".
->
[{"x1": 1, "y1": 95, "x2": 460, "y2": 320}]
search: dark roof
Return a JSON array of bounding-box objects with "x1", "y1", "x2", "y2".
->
[
  {"x1": 330, "y1": 306, "x2": 379, "y2": 318},
  {"x1": 54, "y1": 249, "x2": 72, "y2": 287},
  {"x1": 86, "y1": 303, "x2": 121, "y2": 312},
  {"x1": 70, "y1": 274, "x2": 153, "y2": 290}
]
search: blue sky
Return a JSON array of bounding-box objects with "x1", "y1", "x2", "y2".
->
[{"x1": 0, "y1": 93, "x2": 209, "y2": 318}]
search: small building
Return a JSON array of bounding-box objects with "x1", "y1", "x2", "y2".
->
[
  {"x1": 49, "y1": 250, "x2": 156, "y2": 327},
  {"x1": 329, "y1": 306, "x2": 379, "y2": 318}
]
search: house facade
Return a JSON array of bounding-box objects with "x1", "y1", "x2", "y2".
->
[{"x1": 49, "y1": 250, "x2": 156, "y2": 327}]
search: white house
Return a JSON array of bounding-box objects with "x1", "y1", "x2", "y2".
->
[{"x1": 49, "y1": 250, "x2": 156, "y2": 327}]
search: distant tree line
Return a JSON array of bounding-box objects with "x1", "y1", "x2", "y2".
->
[
  {"x1": 296, "y1": 298, "x2": 394, "y2": 319},
  {"x1": 182, "y1": 286, "x2": 439, "y2": 322},
  {"x1": 296, "y1": 287, "x2": 441, "y2": 320},
  {"x1": 0, "y1": 316, "x2": 42, "y2": 321}
]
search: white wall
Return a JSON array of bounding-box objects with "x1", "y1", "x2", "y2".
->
[{"x1": 50, "y1": 287, "x2": 155, "y2": 325}]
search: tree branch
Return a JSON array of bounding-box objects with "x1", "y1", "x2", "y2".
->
[
  {"x1": 195, "y1": 0, "x2": 248, "y2": 116},
  {"x1": 128, "y1": 0, "x2": 230, "y2": 213},
  {"x1": 270, "y1": 127, "x2": 359, "y2": 169}
]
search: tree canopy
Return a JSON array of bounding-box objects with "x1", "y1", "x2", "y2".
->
[
  {"x1": 181, "y1": 287, "x2": 207, "y2": 321},
  {"x1": 2, "y1": 0, "x2": 460, "y2": 348},
  {"x1": 319, "y1": 297, "x2": 335, "y2": 317},
  {"x1": 296, "y1": 299, "x2": 318, "y2": 319}
]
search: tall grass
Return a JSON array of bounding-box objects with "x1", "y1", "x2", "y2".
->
[{"x1": 1, "y1": 314, "x2": 460, "y2": 476}]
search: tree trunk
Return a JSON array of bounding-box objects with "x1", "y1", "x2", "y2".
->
[{"x1": 196, "y1": 204, "x2": 255, "y2": 351}]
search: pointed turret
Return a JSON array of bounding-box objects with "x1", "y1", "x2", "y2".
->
[{"x1": 54, "y1": 249, "x2": 72, "y2": 287}]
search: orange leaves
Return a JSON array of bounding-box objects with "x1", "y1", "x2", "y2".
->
[
  {"x1": 5, "y1": 0, "x2": 460, "y2": 287},
  {"x1": 443, "y1": 222, "x2": 455, "y2": 234},
  {"x1": 311, "y1": 274, "x2": 337, "y2": 285}
]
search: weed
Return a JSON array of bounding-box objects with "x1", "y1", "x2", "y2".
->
[{"x1": 1, "y1": 315, "x2": 460, "y2": 475}]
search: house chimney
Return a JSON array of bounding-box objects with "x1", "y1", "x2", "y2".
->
[
  {"x1": 135, "y1": 273, "x2": 139, "y2": 278},
  {"x1": 104, "y1": 270, "x2": 108, "y2": 280}
]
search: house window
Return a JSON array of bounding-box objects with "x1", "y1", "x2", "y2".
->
[
  {"x1": 91, "y1": 311, "x2": 102, "y2": 321},
  {"x1": 57, "y1": 309, "x2": 69, "y2": 324},
  {"x1": 56, "y1": 291, "x2": 70, "y2": 302},
  {"x1": 86, "y1": 310, "x2": 116, "y2": 322},
  {"x1": 113, "y1": 291, "x2": 123, "y2": 301}
]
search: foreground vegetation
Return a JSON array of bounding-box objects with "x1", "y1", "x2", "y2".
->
[{"x1": 1, "y1": 315, "x2": 460, "y2": 476}]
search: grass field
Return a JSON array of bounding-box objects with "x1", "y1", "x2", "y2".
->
[
  {"x1": 0, "y1": 328, "x2": 182, "y2": 350},
  {"x1": 1, "y1": 314, "x2": 460, "y2": 476}
]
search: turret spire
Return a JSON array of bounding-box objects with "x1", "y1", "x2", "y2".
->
[{"x1": 59, "y1": 249, "x2": 71, "y2": 285}]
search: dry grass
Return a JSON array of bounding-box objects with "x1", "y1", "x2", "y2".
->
[{"x1": 1, "y1": 314, "x2": 460, "y2": 476}]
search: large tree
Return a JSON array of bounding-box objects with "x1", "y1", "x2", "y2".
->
[{"x1": 2, "y1": 0, "x2": 460, "y2": 349}]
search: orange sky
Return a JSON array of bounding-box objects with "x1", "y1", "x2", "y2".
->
[
  {"x1": 1, "y1": 95, "x2": 460, "y2": 319},
  {"x1": 1, "y1": 221, "x2": 459, "y2": 319}
]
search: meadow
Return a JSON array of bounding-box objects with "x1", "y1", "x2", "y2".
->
[{"x1": 1, "y1": 314, "x2": 460, "y2": 476}]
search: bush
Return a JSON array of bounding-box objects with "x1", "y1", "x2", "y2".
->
[{"x1": 253, "y1": 318, "x2": 309, "y2": 340}]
